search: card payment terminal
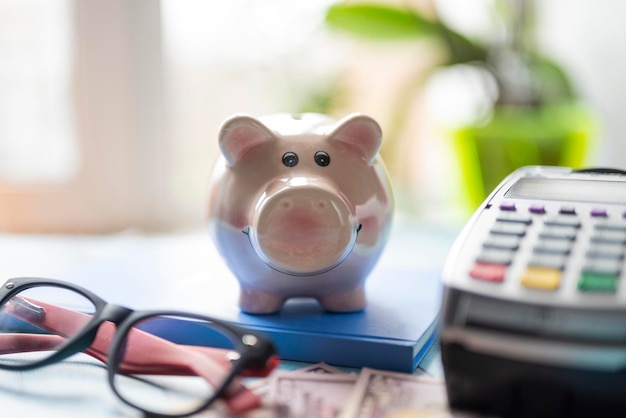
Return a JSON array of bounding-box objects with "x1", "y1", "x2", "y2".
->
[{"x1": 440, "y1": 166, "x2": 626, "y2": 418}]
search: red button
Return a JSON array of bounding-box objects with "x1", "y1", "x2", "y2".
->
[{"x1": 469, "y1": 262, "x2": 507, "y2": 283}]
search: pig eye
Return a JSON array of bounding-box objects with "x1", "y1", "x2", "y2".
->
[
  {"x1": 282, "y1": 152, "x2": 299, "y2": 167},
  {"x1": 314, "y1": 151, "x2": 330, "y2": 167}
]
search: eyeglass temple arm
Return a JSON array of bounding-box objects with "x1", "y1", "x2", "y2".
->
[
  {"x1": 0, "y1": 331, "x2": 276, "y2": 378},
  {"x1": 0, "y1": 333, "x2": 66, "y2": 355},
  {"x1": 5, "y1": 297, "x2": 276, "y2": 414},
  {"x1": 6, "y1": 296, "x2": 276, "y2": 375}
]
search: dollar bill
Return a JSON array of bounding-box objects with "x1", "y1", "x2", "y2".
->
[
  {"x1": 268, "y1": 369, "x2": 359, "y2": 418},
  {"x1": 196, "y1": 365, "x2": 480, "y2": 418},
  {"x1": 195, "y1": 363, "x2": 350, "y2": 418},
  {"x1": 338, "y1": 368, "x2": 476, "y2": 418},
  {"x1": 241, "y1": 362, "x2": 347, "y2": 402}
]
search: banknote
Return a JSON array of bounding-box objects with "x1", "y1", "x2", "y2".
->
[
  {"x1": 241, "y1": 362, "x2": 348, "y2": 402},
  {"x1": 338, "y1": 368, "x2": 477, "y2": 418},
  {"x1": 194, "y1": 363, "x2": 351, "y2": 417},
  {"x1": 268, "y1": 369, "x2": 359, "y2": 418}
]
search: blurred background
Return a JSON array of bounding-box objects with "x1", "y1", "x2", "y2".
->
[{"x1": 0, "y1": 0, "x2": 624, "y2": 234}]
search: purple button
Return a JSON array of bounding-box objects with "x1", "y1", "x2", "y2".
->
[
  {"x1": 591, "y1": 208, "x2": 608, "y2": 217},
  {"x1": 499, "y1": 202, "x2": 516, "y2": 211},
  {"x1": 529, "y1": 204, "x2": 546, "y2": 214}
]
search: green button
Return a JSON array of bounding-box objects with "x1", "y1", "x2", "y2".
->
[{"x1": 578, "y1": 273, "x2": 619, "y2": 293}]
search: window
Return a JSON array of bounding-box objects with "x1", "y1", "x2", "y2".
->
[
  {"x1": 0, "y1": 0, "x2": 337, "y2": 233},
  {"x1": 0, "y1": 0, "x2": 77, "y2": 183}
]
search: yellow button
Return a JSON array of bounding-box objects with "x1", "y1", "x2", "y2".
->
[{"x1": 521, "y1": 266, "x2": 561, "y2": 290}]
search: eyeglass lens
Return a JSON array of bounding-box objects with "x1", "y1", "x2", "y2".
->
[
  {"x1": 0, "y1": 286, "x2": 97, "y2": 365},
  {"x1": 111, "y1": 314, "x2": 239, "y2": 415},
  {"x1": 0, "y1": 285, "x2": 244, "y2": 416}
]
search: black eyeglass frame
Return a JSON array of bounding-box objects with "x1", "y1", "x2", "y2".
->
[{"x1": 0, "y1": 276, "x2": 277, "y2": 417}]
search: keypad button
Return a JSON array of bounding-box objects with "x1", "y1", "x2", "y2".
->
[
  {"x1": 559, "y1": 206, "x2": 577, "y2": 215},
  {"x1": 590, "y1": 229, "x2": 626, "y2": 245},
  {"x1": 499, "y1": 202, "x2": 516, "y2": 211},
  {"x1": 528, "y1": 204, "x2": 546, "y2": 214},
  {"x1": 533, "y1": 239, "x2": 572, "y2": 255},
  {"x1": 483, "y1": 235, "x2": 521, "y2": 250},
  {"x1": 521, "y1": 267, "x2": 561, "y2": 290},
  {"x1": 544, "y1": 215, "x2": 582, "y2": 228},
  {"x1": 539, "y1": 225, "x2": 578, "y2": 241},
  {"x1": 476, "y1": 248, "x2": 515, "y2": 265},
  {"x1": 496, "y1": 212, "x2": 532, "y2": 224},
  {"x1": 591, "y1": 208, "x2": 608, "y2": 217},
  {"x1": 578, "y1": 273, "x2": 618, "y2": 293},
  {"x1": 594, "y1": 219, "x2": 626, "y2": 231},
  {"x1": 529, "y1": 253, "x2": 568, "y2": 270},
  {"x1": 586, "y1": 243, "x2": 625, "y2": 259},
  {"x1": 490, "y1": 221, "x2": 527, "y2": 236},
  {"x1": 469, "y1": 262, "x2": 507, "y2": 283},
  {"x1": 582, "y1": 258, "x2": 623, "y2": 276}
]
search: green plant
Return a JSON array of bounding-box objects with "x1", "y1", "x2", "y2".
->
[
  {"x1": 326, "y1": 1, "x2": 576, "y2": 106},
  {"x1": 325, "y1": 1, "x2": 592, "y2": 210}
]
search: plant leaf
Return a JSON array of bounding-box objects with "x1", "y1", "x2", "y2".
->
[
  {"x1": 438, "y1": 26, "x2": 488, "y2": 64},
  {"x1": 325, "y1": 3, "x2": 487, "y2": 64},
  {"x1": 529, "y1": 56, "x2": 576, "y2": 102},
  {"x1": 325, "y1": 3, "x2": 439, "y2": 40}
]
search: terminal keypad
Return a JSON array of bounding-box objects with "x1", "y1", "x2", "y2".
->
[{"x1": 470, "y1": 203, "x2": 626, "y2": 293}]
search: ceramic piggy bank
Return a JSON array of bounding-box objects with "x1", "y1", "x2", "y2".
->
[{"x1": 207, "y1": 113, "x2": 393, "y2": 314}]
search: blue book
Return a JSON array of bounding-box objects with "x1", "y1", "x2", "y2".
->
[{"x1": 221, "y1": 266, "x2": 442, "y2": 373}]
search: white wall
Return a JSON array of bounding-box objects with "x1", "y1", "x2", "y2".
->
[{"x1": 537, "y1": 0, "x2": 626, "y2": 168}]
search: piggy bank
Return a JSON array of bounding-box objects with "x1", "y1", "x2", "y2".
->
[{"x1": 207, "y1": 113, "x2": 393, "y2": 314}]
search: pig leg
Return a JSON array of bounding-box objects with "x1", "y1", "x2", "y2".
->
[
  {"x1": 239, "y1": 289, "x2": 286, "y2": 314},
  {"x1": 317, "y1": 287, "x2": 366, "y2": 312}
]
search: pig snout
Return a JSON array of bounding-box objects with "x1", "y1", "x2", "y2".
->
[{"x1": 247, "y1": 180, "x2": 358, "y2": 275}]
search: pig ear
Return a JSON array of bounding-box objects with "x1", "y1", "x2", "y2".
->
[
  {"x1": 219, "y1": 115, "x2": 275, "y2": 166},
  {"x1": 328, "y1": 114, "x2": 382, "y2": 163}
]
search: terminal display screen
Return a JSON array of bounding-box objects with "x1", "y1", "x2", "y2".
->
[{"x1": 505, "y1": 177, "x2": 626, "y2": 204}]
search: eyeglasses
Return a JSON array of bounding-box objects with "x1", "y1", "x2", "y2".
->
[{"x1": 0, "y1": 277, "x2": 279, "y2": 417}]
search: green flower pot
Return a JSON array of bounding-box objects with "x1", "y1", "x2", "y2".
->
[{"x1": 453, "y1": 102, "x2": 596, "y2": 210}]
